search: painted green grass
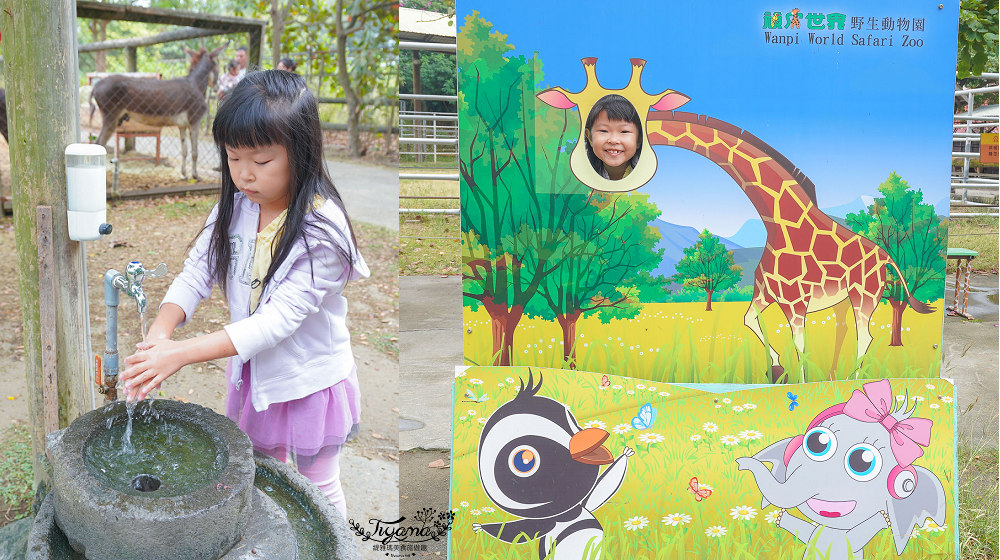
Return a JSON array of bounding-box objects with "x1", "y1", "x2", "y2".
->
[
  {"x1": 449, "y1": 367, "x2": 958, "y2": 560},
  {"x1": 464, "y1": 301, "x2": 945, "y2": 383}
]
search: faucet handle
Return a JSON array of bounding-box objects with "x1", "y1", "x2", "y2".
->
[{"x1": 147, "y1": 262, "x2": 168, "y2": 278}]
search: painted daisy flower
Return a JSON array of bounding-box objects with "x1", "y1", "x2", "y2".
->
[
  {"x1": 497, "y1": 382, "x2": 505, "y2": 387},
  {"x1": 627, "y1": 390, "x2": 635, "y2": 395},
  {"x1": 612, "y1": 384, "x2": 623, "y2": 390},
  {"x1": 478, "y1": 417, "x2": 487, "y2": 424},
  {"x1": 459, "y1": 501, "x2": 469, "y2": 508},
  {"x1": 940, "y1": 396, "x2": 953, "y2": 403},
  {"x1": 729, "y1": 506, "x2": 757, "y2": 520},
  {"x1": 722, "y1": 398, "x2": 732, "y2": 404},
  {"x1": 699, "y1": 483, "x2": 714, "y2": 491},
  {"x1": 733, "y1": 405, "x2": 745, "y2": 412},
  {"x1": 714, "y1": 404, "x2": 722, "y2": 409},
  {"x1": 583, "y1": 420, "x2": 607, "y2": 430},
  {"x1": 505, "y1": 377, "x2": 515, "y2": 384},
  {"x1": 624, "y1": 516, "x2": 649, "y2": 531},
  {"x1": 637, "y1": 384, "x2": 647, "y2": 390},
  {"x1": 930, "y1": 403, "x2": 940, "y2": 409},
  {"x1": 705, "y1": 525, "x2": 727, "y2": 538},
  {"x1": 925, "y1": 384, "x2": 935, "y2": 390},
  {"x1": 455, "y1": 370, "x2": 467, "y2": 378},
  {"x1": 482, "y1": 507, "x2": 495, "y2": 513},
  {"x1": 690, "y1": 434, "x2": 702, "y2": 442},
  {"x1": 636, "y1": 432, "x2": 665, "y2": 444},
  {"x1": 659, "y1": 391, "x2": 670, "y2": 397},
  {"x1": 896, "y1": 395, "x2": 906, "y2": 402},
  {"x1": 743, "y1": 403, "x2": 757, "y2": 410},
  {"x1": 470, "y1": 509, "x2": 482, "y2": 516},
  {"x1": 469, "y1": 378, "x2": 483, "y2": 385},
  {"x1": 912, "y1": 395, "x2": 925, "y2": 402},
  {"x1": 765, "y1": 510, "x2": 782, "y2": 524},
  {"x1": 648, "y1": 386, "x2": 657, "y2": 391},
  {"x1": 922, "y1": 521, "x2": 946, "y2": 533},
  {"x1": 612, "y1": 424, "x2": 633, "y2": 435},
  {"x1": 702, "y1": 422, "x2": 719, "y2": 432},
  {"x1": 720, "y1": 435, "x2": 742, "y2": 446},
  {"x1": 661, "y1": 513, "x2": 692, "y2": 526},
  {"x1": 740, "y1": 430, "x2": 763, "y2": 441}
]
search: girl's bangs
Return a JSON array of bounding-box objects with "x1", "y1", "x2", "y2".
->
[{"x1": 214, "y1": 94, "x2": 288, "y2": 149}]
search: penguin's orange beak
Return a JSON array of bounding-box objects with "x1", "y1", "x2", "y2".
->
[{"x1": 569, "y1": 427, "x2": 614, "y2": 465}]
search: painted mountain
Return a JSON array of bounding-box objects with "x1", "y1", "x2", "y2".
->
[{"x1": 651, "y1": 220, "x2": 761, "y2": 289}]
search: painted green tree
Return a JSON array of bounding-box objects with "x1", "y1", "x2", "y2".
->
[
  {"x1": 671, "y1": 230, "x2": 743, "y2": 311},
  {"x1": 460, "y1": 13, "x2": 596, "y2": 365},
  {"x1": 846, "y1": 173, "x2": 946, "y2": 346},
  {"x1": 526, "y1": 192, "x2": 666, "y2": 368}
]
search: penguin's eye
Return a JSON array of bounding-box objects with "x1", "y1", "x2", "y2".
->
[
  {"x1": 508, "y1": 445, "x2": 540, "y2": 477},
  {"x1": 803, "y1": 427, "x2": 837, "y2": 462},
  {"x1": 844, "y1": 443, "x2": 882, "y2": 481}
]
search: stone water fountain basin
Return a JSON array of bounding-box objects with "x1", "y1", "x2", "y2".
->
[{"x1": 27, "y1": 400, "x2": 359, "y2": 560}]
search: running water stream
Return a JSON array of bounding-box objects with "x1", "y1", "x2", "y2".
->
[{"x1": 119, "y1": 311, "x2": 150, "y2": 454}]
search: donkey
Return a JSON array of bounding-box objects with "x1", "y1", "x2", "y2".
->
[{"x1": 90, "y1": 45, "x2": 223, "y2": 180}]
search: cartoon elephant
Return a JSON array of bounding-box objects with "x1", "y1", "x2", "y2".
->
[{"x1": 737, "y1": 379, "x2": 946, "y2": 559}]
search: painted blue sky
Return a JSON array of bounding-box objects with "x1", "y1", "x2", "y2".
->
[{"x1": 459, "y1": 1, "x2": 959, "y2": 237}]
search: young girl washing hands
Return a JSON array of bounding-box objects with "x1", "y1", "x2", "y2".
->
[{"x1": 119, "y1": 70, "x2": 368, "y2": 519}]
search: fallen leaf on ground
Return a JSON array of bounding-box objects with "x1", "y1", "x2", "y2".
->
[
  {"x1": 427, "y1": 459, "x2": 449, "y2": 469},
  {"x1": 371, "y1": 432, "x2": 385, "y2": 440},
  {"x1": 7, "y1": 395, "x2": 19, "y2": 400}
]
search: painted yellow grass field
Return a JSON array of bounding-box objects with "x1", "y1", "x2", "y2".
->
[
  {"x1": 463, "y1": 301, "x2": 945, "y2": 383},
  {"x1": 450, "y1": 367, "x2": 957, "y2": 559}
]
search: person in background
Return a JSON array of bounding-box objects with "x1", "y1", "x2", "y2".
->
[
  {"x1": 277, "y1": 57, "x2": 298, "y2": 73},
  {"x1": 216, "y1": 59, "x2": 241, "y2": 101}
]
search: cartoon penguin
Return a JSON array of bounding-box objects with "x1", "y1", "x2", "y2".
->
[{"x1": 473, "y1": 371, "x2": 633, "y2": 559}]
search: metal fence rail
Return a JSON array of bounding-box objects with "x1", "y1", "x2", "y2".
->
[{"x1": 951, "y1": 74, "x2": 998, "y2": 218}]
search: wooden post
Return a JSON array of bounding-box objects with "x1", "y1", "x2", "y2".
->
[
  {"x1": 36, "y1": 207, "x2": 60, "y2": 435},
  {"x1": 124, "y1": 46, "x2": 137, "y2": 152},
  {"x1": 1, "y1": 0, "x2": 91, "y2": 490},
  {"x1": 248, "y1": 25, "x2": 263, "y2": 68}
]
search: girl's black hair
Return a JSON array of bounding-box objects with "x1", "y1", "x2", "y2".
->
[
  {"x1": 206, "y1": 69, "x2": 357, "y2": 298},
  {"x1": 278, "y1": 57, "x2": 298, "y2": 72},
  {"x1": 227, "y1": 59, "x2": 238, "y2": 71},
  {"x1": 583, "y1": 94, "x2": 643, "y2": 177}
]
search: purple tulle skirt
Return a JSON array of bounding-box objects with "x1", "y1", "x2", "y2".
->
[{"x1": 225, "y1": 359, "x2": 361, "y2": 457}]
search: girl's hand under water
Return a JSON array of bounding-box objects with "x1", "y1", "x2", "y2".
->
[{"x1": 121, "y1": 339, "x2": 185, "y2": 401}]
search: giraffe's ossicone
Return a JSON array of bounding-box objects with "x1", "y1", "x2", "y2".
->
[{"x1": 536, "y1": 58, "x2": 690, "y2": 193}]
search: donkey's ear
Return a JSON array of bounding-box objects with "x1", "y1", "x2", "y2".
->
[
  {"x1": 210, "y1": 44, "x2": 227, "y2": 57},
  {"x1": 886, "y1": 465, "x2": 946, "y2": 555}
]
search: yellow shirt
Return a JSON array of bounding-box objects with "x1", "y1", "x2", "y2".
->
[{"x1": 249, "y1": 195, "x2": 326, "y2": 313}]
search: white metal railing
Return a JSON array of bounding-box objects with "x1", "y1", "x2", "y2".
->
[{"x1": 951, "y1": 74, "x2": 998, "y2": 218}]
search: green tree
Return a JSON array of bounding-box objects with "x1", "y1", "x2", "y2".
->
[
  {"x1": 957, "y1": 0, "x2": 999, "y2": 78},
  {"x1": 671, "y1": 230, "x2": 743, "y2": 311},
  {"x1": 846, "y1": 173, "x2": 946, "y2": 346},
  {"x1": 460, "y1": 13, "x2": 596, "y2": 365},
  {"x1": 527, "y1": 192, "x2": 667, "y2": 368}
]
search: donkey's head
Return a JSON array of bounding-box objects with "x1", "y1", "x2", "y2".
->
[
  {"x1": 537, "y1": 58, "x2": 689, "y2": 193},
  {"x1": 184, "y1": 44, "x2": 226, "y2": 92}
]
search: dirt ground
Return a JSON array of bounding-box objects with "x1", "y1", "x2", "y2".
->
[{"x1": 0, "y1": 193, "x2": 398, "y2": 524}]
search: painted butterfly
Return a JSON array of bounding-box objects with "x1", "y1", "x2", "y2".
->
[
  {"x1": 787, "y1": 392, "x2": 799, "y2": 411},
  {"x1": 600, "y1": 375, "x2": 610, "y2": 389},
  {"x1": 631, "y1": 403, "x2": 656, "y2": 430},
  {"x1": 688, "y1": 477, "x2": 712, "y2": 501},
  {"x1": 464, "y1": 389, "x2": 489, "y2": 403}
]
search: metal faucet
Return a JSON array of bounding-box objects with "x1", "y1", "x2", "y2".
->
[{"x1": 100, "y1": 261, "x2": 167, "y2": 402}]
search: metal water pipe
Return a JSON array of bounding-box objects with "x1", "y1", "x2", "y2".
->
[{"x1": 100, "y1": 261, "x2": 166, "y2": 402}]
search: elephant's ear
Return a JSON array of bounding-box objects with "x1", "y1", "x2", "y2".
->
[
  {"x1": 886, "y1": 465, "x2": 946, "y2": 555},
  {"x1": 752, "y1": 437, "x2": 796, "y2": 482}
]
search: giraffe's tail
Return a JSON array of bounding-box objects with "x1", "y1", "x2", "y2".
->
[{"x1": 886, "y1": 259, "x2": 935, "y2": 314}]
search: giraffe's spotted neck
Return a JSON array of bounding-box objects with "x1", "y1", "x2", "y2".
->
[{"x1": 645, "y1": 112, "x2": 819, "y2": 222}]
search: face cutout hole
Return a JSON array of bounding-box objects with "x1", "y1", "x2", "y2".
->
[{"x1": 584, "y1": 95, "x2": 643, "y2": 182}]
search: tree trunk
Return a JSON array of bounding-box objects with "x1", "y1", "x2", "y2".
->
[
  {"x1": 335, "y1": 0, "x2": 363, "y2": 157},
  {"x1": 705, "y1": 288, "x2": 714, "y2": 311},
  {"x1": 557, "y1": 311, "x2": 582, "y2": 369},
  {"x1": 88, "y1": 20, "x2": 108, "y2": 72},
  {"x1": 484, "y1": 301, "x2": 524, "y2": 366},
  {"x1": 270, "y1": 0, "x2": 290, "y2": 69},
  {"x1": 2, "y1": 0, "x2": 92, "y2": 491},
  {"x1": 889, "y1": 298, "x2": 906, "y2": 347}
]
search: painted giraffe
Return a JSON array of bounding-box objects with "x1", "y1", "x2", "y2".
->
[
  {"x1": 538, "y1": 59, "x2": 935, "y2": 382},
  {"x1": 536, "y1": 58, "x2": 690, "y2": 193}
]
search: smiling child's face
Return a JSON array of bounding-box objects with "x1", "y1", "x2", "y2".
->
[{"x1": 586, "y1": 110, "x2": 637, "y2": 180}]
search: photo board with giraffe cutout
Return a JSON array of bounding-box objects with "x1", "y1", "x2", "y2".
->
[
  {"x1": 450, "y1": 367, "x2": 957, "y2": 559},
  {"x1": 459, "y1": 1, "x2": 960, "y2": 383}
]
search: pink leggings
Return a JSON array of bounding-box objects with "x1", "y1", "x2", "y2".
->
[{"x1": 260, "y1": 444, "x2": 346, "y2": 519}]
